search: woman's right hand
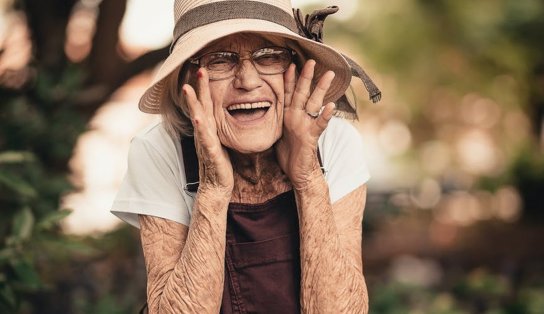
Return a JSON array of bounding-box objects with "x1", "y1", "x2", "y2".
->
[{"x1": 183, "y1": 69, "x2": 234, "y2": 195}]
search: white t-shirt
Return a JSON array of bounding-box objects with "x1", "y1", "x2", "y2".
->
[{"x1": 111, "y1": 117, "x2": 370, "y2": 228}]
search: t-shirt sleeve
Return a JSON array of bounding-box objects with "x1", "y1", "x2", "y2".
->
[
  {"x1": 111, "y1": 131, "x2": 191, "y2": 228},
  {"x1": 319, "y1": 117, "x2": 371, "y2": 203}
]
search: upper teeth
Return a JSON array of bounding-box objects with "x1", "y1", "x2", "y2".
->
[{"x1": 227, "y1": 102, "x2": 271, "y2": 111}]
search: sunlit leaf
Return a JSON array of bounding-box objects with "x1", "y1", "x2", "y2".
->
[
  {"x1": 0, "y1": 172, "x2": 37, "y2": 199},
  {"x1": 0, "y1": 151, "x2": 36, "y2": 164},
  {"x1": 38, "y1": 234, "x2": 98, "y2": 257},
  {"x1": 37, "y1": 209, "x2": 72, "y2": 230},
  {"x1": 12, "y1": 208, "x2": 34, "y2": 241}
]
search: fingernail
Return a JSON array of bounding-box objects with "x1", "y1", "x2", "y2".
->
[{"x1": 197, "y1": 70, "x2": 203, "y2": 79}]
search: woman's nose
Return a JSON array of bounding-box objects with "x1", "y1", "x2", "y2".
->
[{"x1": 232, "y1": 59, "x2": 263, "y2": 91}]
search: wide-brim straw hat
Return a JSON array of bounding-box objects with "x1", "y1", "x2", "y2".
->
[{"x1": 139, "y1": 0, "x2": 381, "y2": 116}]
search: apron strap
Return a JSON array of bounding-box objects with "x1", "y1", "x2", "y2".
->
[{"x1": 181, "y1": 137, "x2": 200, "y2": 193}]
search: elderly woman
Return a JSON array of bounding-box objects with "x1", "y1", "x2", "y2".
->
[{"x1": 112, "y1": 0, "x2": 380, "y2": 313}]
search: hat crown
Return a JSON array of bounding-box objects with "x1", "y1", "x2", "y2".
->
[{"x1": 173, "y1": 0, "x2": 294, "y2": 23}]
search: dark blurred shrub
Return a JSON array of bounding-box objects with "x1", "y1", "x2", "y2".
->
[{"x1": 369, "y1": 268, "x2": 544, "y2": 314}]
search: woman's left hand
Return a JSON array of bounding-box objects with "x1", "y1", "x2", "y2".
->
[{"x1": 275, "y1": 60, "x2": 336, "y2": 189}]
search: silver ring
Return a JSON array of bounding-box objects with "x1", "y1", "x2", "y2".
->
[{"x1": 306, "y1": 111, "x2": 319, "y2": 119}]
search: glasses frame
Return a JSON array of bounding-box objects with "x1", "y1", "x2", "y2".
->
[{"x1": 189, "y1": 46, "x2": 296, "y2": 81}]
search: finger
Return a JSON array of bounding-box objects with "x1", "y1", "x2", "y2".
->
[
  {"x1": 305, "y1": 70, "x2": 335, "y2": 115},
  {"x1": 313, "y1": 102, "x2": 336, "y2": 135},
  {"x1": 291, "y1": 60, "x2": 315, "y2": 110},
  {"x1": 184, "y1": 84, "x2": 216, "y2": 147},
  {"x1": 196, "y1": 68, "x2": 213, "y2": 113},
  {"x1": 183, "y1": 84, "x2": 202, "y2": 121},
  {"x1": 283, "y1": 63, "x2": 296, "y2": 107}
]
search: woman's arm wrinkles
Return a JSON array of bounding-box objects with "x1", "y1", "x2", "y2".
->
[
  {"x1": 295, "y1": 173, "x2": 368, "y2": 314},
  {"x1": 139, "y1": 190, "x2": 230, "y2": 314}
]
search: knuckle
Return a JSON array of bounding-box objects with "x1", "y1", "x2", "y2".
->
[
  {"x1": 294, "y1": 89, "x2": 310, "y2": 99},
  {"x1": 315, "y1": 84, "x2": 328, "y2": 93},
  {"x1": 306, "y1": 98, "x2": 320, "y2": 109},
  {"x1": 285, "y1": 85, "x2": 294, "y2": 93},
  {"x1": 317, "y1": 118, "x2": 328, "y2": 129}
]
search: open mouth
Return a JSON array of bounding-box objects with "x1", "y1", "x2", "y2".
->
[{"x1": 226, "y1": 101, "x2": 271, "y2": 122}]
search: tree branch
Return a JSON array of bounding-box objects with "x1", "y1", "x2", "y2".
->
[
  {"x1": 88, "y1": 0, "x2": 127, "y2": 86},
  {"x1": 24, "y1": 0, "x2": 77, "y2": 71},
  {"x1": 71, "y1": 45, "x2": 169, "y2": 112}
]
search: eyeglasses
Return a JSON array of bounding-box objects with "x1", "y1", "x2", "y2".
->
[{"x1": 189, "y1": 46, "x2": 295, "y2": 81}]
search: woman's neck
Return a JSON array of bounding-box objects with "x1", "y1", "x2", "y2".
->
[{"x1": 228, "y1": 148, "x2": 292, "y2": 203}]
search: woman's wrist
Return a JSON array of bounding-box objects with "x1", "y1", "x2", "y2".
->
[
  {"x1": 196, "y1": 185, "x2": 232, "y2": 213},
  {"x1": 292, "y1": 167, "x2": 326, "y2": 191},
  {"x1": 199, "y1": 183, "x2": 233, "y2": 196}
]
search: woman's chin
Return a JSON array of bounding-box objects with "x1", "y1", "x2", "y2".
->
[
  {"x1": 228, "y1": 142, "x2": 274, "y2": 155},
  {"x1": 223, "y1": 133, "x2": 280, "y2": 155}
]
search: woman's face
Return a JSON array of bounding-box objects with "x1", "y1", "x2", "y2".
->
[{"x1": 193, "y1": 33, "x2": 287, "y2": 154}]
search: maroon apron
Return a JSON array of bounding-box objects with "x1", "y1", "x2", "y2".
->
[
  {"x1": 220, "y1": 190, "x2": 301, "y2": 314},
  {"x1": 180, "y1": 137, "x2": 318, "y2": 313}
]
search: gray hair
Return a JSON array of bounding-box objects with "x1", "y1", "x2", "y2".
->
[{"x1": 160, "y1": 62, "x2": 195, "y2": 139}]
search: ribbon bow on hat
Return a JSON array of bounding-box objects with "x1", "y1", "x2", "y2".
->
[{"x1": 293, "y1": 6, "x2": 382, "y2": 109}]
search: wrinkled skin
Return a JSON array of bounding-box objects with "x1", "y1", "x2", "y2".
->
[
  {"x1": 183, "y1": 33, "x2": 336, "y2": 190},
  {"x1": 140, "y1": 33, "x2": 369, "y2": 313}
]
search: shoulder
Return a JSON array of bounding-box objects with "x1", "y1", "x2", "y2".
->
[
  {"x1": 319, "y1": 116, "x2": 362, "y2": 146},
  {"x1": 124, "y1": 121, "x2": 187, "y2": 200},
  {"x1": 318, "y1": 116, "x2": 365, "y2": 164},
  {"x1": 318, "y1": 117, "x2": 370, "y2": 203},
  {"x1": 131, "y1": 121, "x2": 176, "y2": 153},
  {"x1": 111, "y1": 121, "x2": 191, "y2": 228},
  {"x1": 128, "y1": 121, "x2": 181, "y2": 168}
]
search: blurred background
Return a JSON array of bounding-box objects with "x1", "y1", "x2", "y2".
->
[{"x1": 1, "y1": 0, "x2": 543, "y2": 312}]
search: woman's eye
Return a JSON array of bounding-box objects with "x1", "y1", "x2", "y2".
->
[
  {"x1": 256, "y1": 53, "x2": 283, "y2": 65},
  {"x1": 205, "y1": 54, "x2": 235, "y2": 69},
  {"x1": 254, "y1": 48, "x2": 290, "y2": 66},
  {"x1": 209, "y1": 58, "x2": 230, "y2": 65}
]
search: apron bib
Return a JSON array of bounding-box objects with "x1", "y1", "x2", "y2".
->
[
  {"x1": 220, "y1": 190, "x2": 301, "y2": 314},
  {"x1": 180, "y1": 137, "x2": 320, "y2": 313}
]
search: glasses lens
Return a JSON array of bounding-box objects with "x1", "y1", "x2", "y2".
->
[
  {"x1": 252, "y1": 47, "x2": 291, "y2": 74},
  {"x1": 196, "y1": 47, "x2": 292, "y2": 80},
  {"x1": 200, "y1": 52, "x2": 237, "y2": 79}
]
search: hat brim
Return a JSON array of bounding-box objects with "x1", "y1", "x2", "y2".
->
[{"x1": 139, "y1": 18, "x2": 352, "y2": 114}]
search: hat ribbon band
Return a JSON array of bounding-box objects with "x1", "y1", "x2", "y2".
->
[{"x1": 170, "y1": 0, "x2": 299, "y2": 52}]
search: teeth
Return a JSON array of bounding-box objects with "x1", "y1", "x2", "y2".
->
[{"x1": 227, "y1": 102, "x2": 271, "y2": 111}]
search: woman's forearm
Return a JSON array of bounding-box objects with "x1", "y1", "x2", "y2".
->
[
  {"x1": 140, "y1": 189, "x2": 230, "y2": 314},
  {"x1": 294, "y1": 171, "x2": 369, "y2": 314}
]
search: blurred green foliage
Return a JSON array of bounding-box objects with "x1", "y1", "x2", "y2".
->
[
  {"x1": 369, "y1": 269, "x2": 544, "y2": 314},
  {"x1": 1, "y1": 59, "x2": 145, "y2": 312},
  {"x1": 1, "y1": 66, "x2": 93, "y2": 311}
]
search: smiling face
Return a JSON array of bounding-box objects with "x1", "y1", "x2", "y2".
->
[{"x1": 192, "y1": 33, "x2": 287, "y2": 154}]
